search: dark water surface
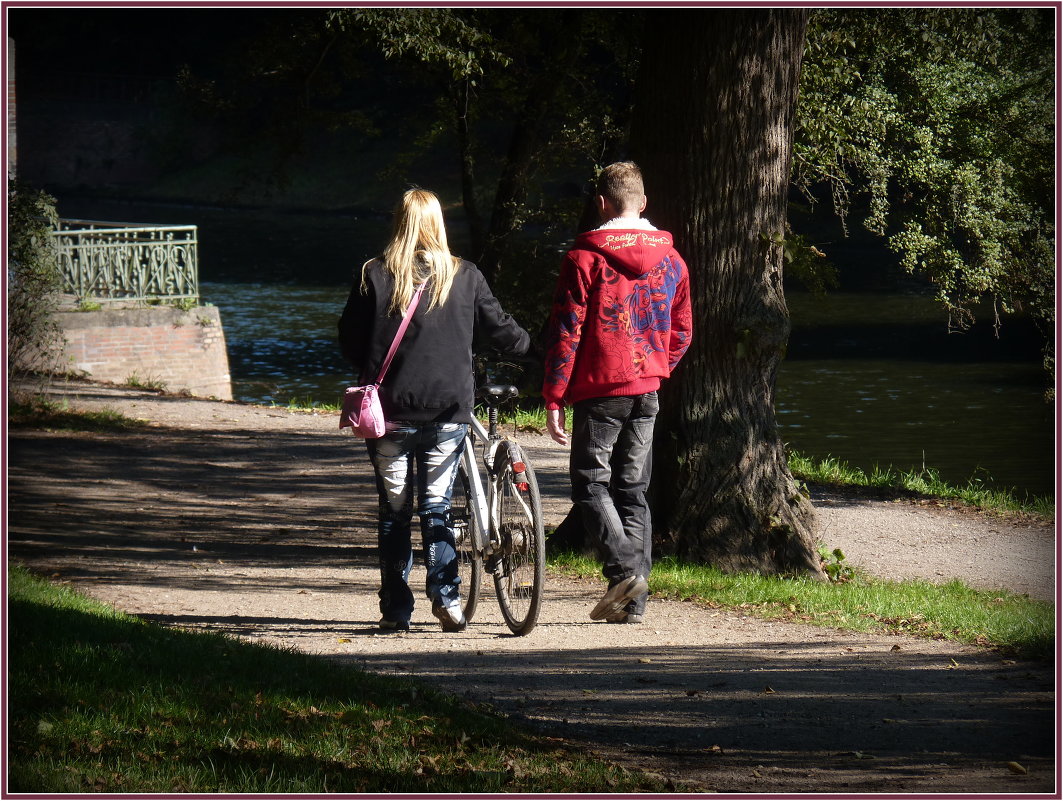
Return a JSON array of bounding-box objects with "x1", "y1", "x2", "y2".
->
[
  {"x1": 54, "y1": 198, "x2": 1053, "y2": 499},
  {"x1": 200, "y1": 282, "x2": 1054, "y2": 500}
]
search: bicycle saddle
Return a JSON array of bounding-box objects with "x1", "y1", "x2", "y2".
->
[{"x1": 479, "y1": 384, "x2": 519, "y2": 403}]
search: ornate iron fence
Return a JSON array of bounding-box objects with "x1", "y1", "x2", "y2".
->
[{"x1": 53, "y1": 219, "x2": 199, "y2": 304}]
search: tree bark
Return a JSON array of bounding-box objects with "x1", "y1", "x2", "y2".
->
[
  {"x1": 452, "y1": 79, "x2": 486, "y2": 257},
  {"x1": 630, "y1": 9, "x2": 824, "y2": 577}
]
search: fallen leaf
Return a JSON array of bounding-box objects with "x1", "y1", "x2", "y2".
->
[
  {"x1": 338, "y1": 637, "x2": 351, "y2": 643},
  {"x1": 890, "y1": 644, "x2": 902, "y2": 651},
  {"x1": 762, "y1": 685, "x2": 776, "y2": 694},
  {"x1": 638, "y1": 658, "x2": 653, "y2": 664},
  {"x1": 1007, "y1": 762, "x2": 1028, "y2": 775}
]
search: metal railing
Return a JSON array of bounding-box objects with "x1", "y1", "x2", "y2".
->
[{"x1": 53, "y1": 219, "x2": 199, "y2": 305}]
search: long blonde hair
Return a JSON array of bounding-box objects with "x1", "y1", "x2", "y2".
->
[{"x1": 363, "y1": 188, "x2": 460, "y2": 315}]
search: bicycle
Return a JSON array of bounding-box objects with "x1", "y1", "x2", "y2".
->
[{"x1": 449, "y1": 384, "x2": 546, "y2": 636}]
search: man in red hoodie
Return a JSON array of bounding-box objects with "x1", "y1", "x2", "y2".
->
[{"x1": 543, "y1": 161, "x2": 692, "y2": 623}]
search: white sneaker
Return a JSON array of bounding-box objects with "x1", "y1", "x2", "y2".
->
[{"x1": 432, "y1": 598, "x2": 467, "y2": 632}]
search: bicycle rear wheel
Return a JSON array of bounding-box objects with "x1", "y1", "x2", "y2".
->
[
  {"x1": 490, "y1": 445, "x2": 545, "y2": 635},
  {"x1": 451, "y1": 460, "x2": 483, "y2": 622}
]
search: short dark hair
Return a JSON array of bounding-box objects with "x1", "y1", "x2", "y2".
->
[{"x1": 596, "y1": 161, "x2": 644, "y2": 213}]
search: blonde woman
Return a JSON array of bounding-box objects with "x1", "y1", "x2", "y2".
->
[{"x1": 338, "y1": 189, "x2": 530, "y2": 633}]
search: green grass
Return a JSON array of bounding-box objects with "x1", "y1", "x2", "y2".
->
[
  {"x1": 274, "y1": 395, "x2": 341, "y2": 413},
  {"x1": 7, "y1": 566, "x2": 669, "y2": 794},
  {"x1": 506, "y1": 403, "x2": 549, "y2": 431},
  {"x1": 789, "y1": 451, "x2": 1054, "y2": 519},
  {"x1": 551, "y1": 552, "x2": 1055, "y2": 660},
  {"x1": 124, "y1": 373, "x2": 168, "y2": 392},
  {"x1": 8, "y1": 397, "x2": 150, "y2": 433}
]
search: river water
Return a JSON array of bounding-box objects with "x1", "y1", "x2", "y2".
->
[
  {"x1": 200, "y1": 281, "x2": 1055, "y2": 500},
  {"x1": 54, "y1": 198, "x2": 1053, "y2": 500}
]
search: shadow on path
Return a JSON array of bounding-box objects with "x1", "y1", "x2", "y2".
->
[{"x1": 7, "y1": 422, "x2": 1056, "y2": 794}]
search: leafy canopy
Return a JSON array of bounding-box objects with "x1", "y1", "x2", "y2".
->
[{"x1": 795, "y1": 8, "x2": 1054, "y2": 337}]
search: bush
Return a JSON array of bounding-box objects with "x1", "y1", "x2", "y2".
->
[{"x1": 8, "y1": 183, "x2": 64, "y2": 388}]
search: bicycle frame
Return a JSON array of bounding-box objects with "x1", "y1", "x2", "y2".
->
[
  {"x1": 459, "y1": 416, "x2": 497, "y2": 558},
  {"x1": 460, "y1": 415, "x2": 536, "y2": 560},
  {"x1": 456, "y1": 388, "x2": 547, "y2": 635}
]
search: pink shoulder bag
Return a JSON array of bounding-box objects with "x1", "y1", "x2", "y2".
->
[{"x1": 340, "y1": 282, "x2": 427, "y2": 438}]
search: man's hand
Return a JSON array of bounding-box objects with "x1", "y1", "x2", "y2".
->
[{"x1": 546, "y1": 407, "x2": 569, "y2": 446}]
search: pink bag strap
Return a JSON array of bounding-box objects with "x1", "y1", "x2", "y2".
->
[{"x1": 374, "y1": 281, "x2": 428, "y2": 385}]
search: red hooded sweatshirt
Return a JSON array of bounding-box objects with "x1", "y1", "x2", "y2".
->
[{"x1": 542, "y1": 220, "x2": 692, "y2": 410}]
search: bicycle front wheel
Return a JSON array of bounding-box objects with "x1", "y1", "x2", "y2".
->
[
  {"x1": 452, "y1": 460, "x2": 483, "y2": 622},
  {"x1": 490, "y1": 445, "x2": 545, "y2": 635}
]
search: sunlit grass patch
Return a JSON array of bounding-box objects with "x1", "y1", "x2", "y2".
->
[
  {"x1": 275, "y1": 395, "x2": 341, "y2": 413},
  {"x1": 789, "y1": 451, "x2": 1053, "y2": 519},
  {"x1": 550, "y1": 552, "x2": 1054, "y2": 659},
  {"x1": 7, "y1": 566, "x2": 669, "y2": 794},
  {"x1": 8, "y1": 397, "x2": 149, "y2": 432}
]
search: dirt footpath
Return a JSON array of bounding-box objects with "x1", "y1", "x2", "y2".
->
[{"x1": 7, "y1": 381, "x2": 1057, "y2": 794}]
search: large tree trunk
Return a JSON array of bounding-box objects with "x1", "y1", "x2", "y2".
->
[{"x1": 630, "y1": 9, "x2": 824, "y2": 577}]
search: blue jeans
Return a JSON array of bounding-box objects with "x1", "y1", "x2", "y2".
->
[
  {"x1": 366, "y1": 422, "x2": 468, "y2": 623},
  {"x1": 570, "y1": 392, "x2": 658, "y2": 615}
]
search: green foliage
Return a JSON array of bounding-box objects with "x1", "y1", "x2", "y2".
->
[
  {"x1": 7, "y1": 183, "x2": 64, "y2": 384},
  {"x1": 8, "y1": 566, "x2": 667, "y2": 793},
  {"x1": 796, "y1": 9, "x2": 1054, "y2": 345},
  {"x1": 322, "y1": 8, "x2": 641, "y2": 291},
  {"x1": 170, "y1": 297, "x2": 199, "y2": 312},
  {"x1": 328, "y1": 9, "x2": 510, "y2": 80},
  {"x1": 818, "y1": 546, "x2": 855, "y2": 583}
]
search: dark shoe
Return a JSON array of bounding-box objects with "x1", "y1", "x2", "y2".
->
[
  {"x1": 432, "y1": 599, "x2": 467, "y2": 632},
  {"x1": 378, "y1": 618, "x2": 410, "y2": 632},
  {"x1": 605, "y1": 610, "x2": 644, "y2": 624},
  {"x1": 590, "y1": 574, "x2": 648, "y2": 620}
]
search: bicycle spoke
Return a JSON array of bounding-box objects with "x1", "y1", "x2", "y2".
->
[{"x1": 491, "y1": 447, "x2": 545, "y2": 635}]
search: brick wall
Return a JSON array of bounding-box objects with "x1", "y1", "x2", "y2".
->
[{"x1": 57, "y1": 306, "x2": 233, "y2": 400}]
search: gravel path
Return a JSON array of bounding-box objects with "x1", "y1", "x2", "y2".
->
[{"x1": 7, "y1": 381, "x2": 1057, "y2": 794}]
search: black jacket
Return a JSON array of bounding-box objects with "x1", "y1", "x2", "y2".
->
[{"x1": 338, "y1": 258, "x2": 530, "y2": 423}]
